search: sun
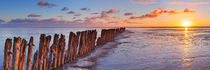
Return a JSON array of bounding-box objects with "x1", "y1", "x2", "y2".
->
[{"x1": 182, "y1": 21, "x2": 191, "y2": 27}]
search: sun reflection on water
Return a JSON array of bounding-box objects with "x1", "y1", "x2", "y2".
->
[{"x1": 182, "y1": 27, "x2": 193, "y2": 70}]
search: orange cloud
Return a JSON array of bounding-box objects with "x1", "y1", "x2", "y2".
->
[
  {"x1": 168, "y1": 1, "x2": 209, "y2": 6},
  {"x1": 130, "y1": 0, "x2": 156, "y2": 4},
  {"x1": 106, "y1": 9, "x2": 117, "y2": 14},
  {"x1": 130, "y1": 8, "x2": 196, "y2": 20},
  {"x1": 168, "y1": 1, "x2": 182, "y2": 5},
  {"x1": 187, "y1": 1, "x2": 209, "y2": 5}
]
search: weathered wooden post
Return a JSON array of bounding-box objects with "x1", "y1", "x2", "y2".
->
[
  {"x1": 26, "y1": 37, "x2": 34, "y2": 70},
  {"x1": 32, "y1": 51, "x2": 39, "y2": 70},
  {"x1": 43, "y1": 35, "x2": 51, "y2": 70},
  {"x1": 38, "y1": 34, "x2": 47, "y2": 70},
  {"x1": 12, "y1": 37, "x2": 22, "y2": 70},
  {"x1": 60, "y1": 34, "x2": 65, "y2": 66},
  {"x1": 3, "y1": 39, "x2": 12, "y2": 70},
  {"x1": 67, "y1": 32, "x2": 73, "y2": 62},
  {"x1": 48, "y1": 50, "x2": 53, "y2": 70},
  {"x1": 19, "y1": 39, "x2": 27, "y2": 70},
  {"x1": 52, "y1": 34, "x2": 59, "y2": 69},
  {"x1": 78, "y1": 31, "x2": 84, "y2": 56}
]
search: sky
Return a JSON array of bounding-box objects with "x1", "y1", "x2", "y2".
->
[{"x1": 0, "y1": 0, "x2": 210, "y2": 27}]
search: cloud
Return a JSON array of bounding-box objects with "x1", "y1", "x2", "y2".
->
[
  {"x1": 74, "y1": 13, "x2": 82, "y2": 16},
  {"x1": 168, "y1": 1, "x2": 209, "y2": 6},
  {"x1": 130, "y1": 0, "x2": 156, "y2": 4},
  {"x1": 0, "y1": 19, "x2": 5, "y2": 24},
  {"x1": 68, "y1": 11, "x2": 75, "y2": 14},
  {"x1": 7, "y1": 18, "x2": 68, "y2": 25},
  {"x1": 91, "y1": 12, "x2": 99, "y2": 15},
  {"x1": 106, "y1": 9, "x2": 117, "y2": 14},
  {"x1": 187, "y1": 1, "x2": 209, "y2": 5},
  {"x1": 124, "y1": 12, "x2": 134, "y2": 16},
  {"x1": 28, "y1": 14, "x2": 41, "y2": 17},
  {"x1": 168, "y1": 1, "x2": 182, "y2": 5},
  {"x1": 80, "y1": 8, "x2": 90, "y2": 11},
  {"x1": 208, "y1": 7, "x2": 210, "y2": 9},
  {"x1": 61, "y1": 7, "x2": 69, "y2": 11},
  {"x1": 8, "y1": 19, "x2": 41, "y2": 24},
  {"x1": 130, "y1": 8, "x2": 196, "y2": 20},
  {"x1": 37, "y1": 1, "x2": 56, "y2": 7}
]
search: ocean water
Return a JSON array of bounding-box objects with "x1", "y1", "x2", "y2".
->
[
  {"x1": 1, "y1": 28, "x2": 210, "y2": 70},
  {"x1": 61, "y1": 28, "x2": 210, "y2": 70}
]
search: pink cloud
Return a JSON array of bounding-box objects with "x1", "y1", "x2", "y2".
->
[
  {"x1": 28, "y1": 14, "x2": 41, "y2": 17},
  {"x1": 37, "y1": 1, "x2": 56, "y2": 7},
  {"x1": 130, "y1": 0, "x2": 156, "y2": 4},
  {"x1": 91, "y1": 12, "x2": 99, "y2": 15}
]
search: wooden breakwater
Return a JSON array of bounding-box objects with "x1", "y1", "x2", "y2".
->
[{"x1": 3, "y1": 28, "x2": 126, "y2": 70}]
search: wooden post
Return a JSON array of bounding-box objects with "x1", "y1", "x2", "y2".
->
[
  {"x1": 43, "y1": 35, "x2": 51, "y2": 70},
  {"x1": 48, "y1": 51, "x2": 52, "y2": 70},
  {"x1": 52, "y1": 34, "x2": 59, "y2": 69},
  {"x1": 32, "y1": 51, "x2": 39, "y2": 70},
  {"x1": 12, "y1": 37, "x2": 22, "y2": 70},
  {"x1": 26, "y1": 37, "x2": 34, "y2": 70},
  {"x1": 78, "y1": 31, "x2": 83, "y2": 56},
  {"x1": 38, "y1": 34, "x2": 47, "y2": 70},
  {"x1": 73, "y1": 32, "x2": 80, "y2": 60},
  {"x1": 67, "y1": 32, "x2": 73, "y2": 62},
  {"x1": 56, "y1": 34, "x2": 65, "y2": 67},
  {"x1": 19, "y1": 39, "x2": 27, "y2": 70},
  {"x1": 60, "y1": 34, "x2": 65, "y2": 66},
  {"x1": 3, "y1": 39, "x2": 12, "y2": 70}
]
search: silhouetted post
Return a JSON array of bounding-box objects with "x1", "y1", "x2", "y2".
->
[
  {"x1": 12, "y1": 37, "x2": 22, "y2": 70},
  {"x1": 18, "y1": 39, "x2": 27, "y2": 70},
  {"x1": 26, "y1": 37, "x2": 34, "y2": 70},
  {"x1": 3, "y1": 39, "x2": 12, "y2": 70}
]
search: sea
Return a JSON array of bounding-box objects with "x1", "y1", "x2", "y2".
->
[{"x1": 0, "y1": 27, "x2": 210, "y2": 70}]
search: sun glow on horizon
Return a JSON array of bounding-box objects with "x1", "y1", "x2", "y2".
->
[{"x1": 182, "y1": 21, "x2": 191, "y2": 27}]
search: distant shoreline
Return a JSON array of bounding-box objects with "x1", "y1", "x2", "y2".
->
[{"x1": 1, "y1": 26, "x2": 210, "y2": 28}]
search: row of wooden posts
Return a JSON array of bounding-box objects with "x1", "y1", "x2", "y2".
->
[{"x1": 3, "y1": 28, "x2": 126, "y2": 70}]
